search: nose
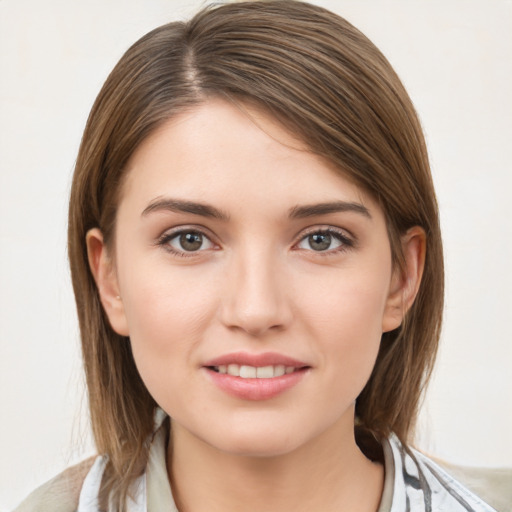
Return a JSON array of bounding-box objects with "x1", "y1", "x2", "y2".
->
[{"x1": 219, "y1": 247, "x2": 293, "y2": 337}]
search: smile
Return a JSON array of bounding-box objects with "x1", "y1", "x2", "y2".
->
[
  {"x1": 203, "y1": 352, "x2": 310, "y2": 400},
  {"x1": 210, "y1": 364, "x2": 297, "y2": 379}
]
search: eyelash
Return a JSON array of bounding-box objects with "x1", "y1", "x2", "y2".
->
[
  {"x1": 295, "y1": 227, "x2": 355, "y2": 256},
  {"x1": 157, "y1": 226, "x2": 355, "y2": 258},
  {"x1": 157, "y1": 228, "x2": 217, "y2": 258}
]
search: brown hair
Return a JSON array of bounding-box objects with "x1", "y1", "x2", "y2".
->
[{"x1": 68, "y1": 0, "x2": 444, "y2": 507}]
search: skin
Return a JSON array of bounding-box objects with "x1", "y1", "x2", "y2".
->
[{"x1": 87, "y1": 99, "x2": 425, "y2": 512}]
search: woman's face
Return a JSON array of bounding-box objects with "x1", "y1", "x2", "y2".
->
[{"x1": 96, "y1": 99, "x2": 405, "y2": 457}]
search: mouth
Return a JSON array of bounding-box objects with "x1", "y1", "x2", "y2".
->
[
  {"x1": 202, "y1": 352, "x2": 310, "y2": 400},
  {"x1": 207, "y1": 364, "x2": 306, "y2": 379}
]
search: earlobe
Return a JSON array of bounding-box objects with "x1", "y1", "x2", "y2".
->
[
  {"x1": 382, "y1": 226, "x2": 426, "y2": 333},
  {"x1": 86, "y1": 228, "x2": 129, "y2": 336}
]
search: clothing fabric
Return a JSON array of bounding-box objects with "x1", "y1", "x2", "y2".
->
[
  {"x1": 380, "y1": 437, "x2": 500, "y2": 512},
  {"x1": 15, "y1": 411, "x2": 507, "y2": 512}
]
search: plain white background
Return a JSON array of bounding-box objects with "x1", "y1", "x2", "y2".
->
[{"x1": 1, "y1": 0, "x2": 511, "y2": 509}]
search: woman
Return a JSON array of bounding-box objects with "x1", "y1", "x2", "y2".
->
[{"x1": 14, "y1": 1, "x2": 504, "y2": 511}]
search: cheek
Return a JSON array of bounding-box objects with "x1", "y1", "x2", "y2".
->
[
  {"x1": 299, "y1": 263, "x2": 391, "y2": 381},
  {"x1": 118, "y1": 260, "x2": 220, "y2": 370},
  {"x1": 302, "y1": 261, "x2": 390, "y2": 333},
  {"x1": 118, "y1": 264, "x2": 223, "y2": 412}
]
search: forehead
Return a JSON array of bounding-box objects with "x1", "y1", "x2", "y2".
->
[{"x1": 119, "y1": 99, "x2": 379, "y2": 218}]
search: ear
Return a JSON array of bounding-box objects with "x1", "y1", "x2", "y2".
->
[
  {"x1": 382, "y1": 226, "x2": 426, "y2": 333},
  {"x1": 86, "y1": 228, "x2": 129, "y2": 336}
]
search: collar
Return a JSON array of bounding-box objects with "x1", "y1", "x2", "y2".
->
[{"x1": 78, "y1": 411, "x2": 496, "y2": 512}]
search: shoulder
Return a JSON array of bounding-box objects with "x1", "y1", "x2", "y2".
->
[
  {"x1": 383, "y1": 435, "x2": 511, "y2": 512},
  {"x1": 13, "y1": 457, "x2": 96, "y2": 512},
  {"x1": 434, "y1": 459, "x2": 512, "y2": 512}
]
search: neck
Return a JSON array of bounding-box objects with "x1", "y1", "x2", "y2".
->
[{"x1": 167, "y1": 415, "x2": 384, "y2": 512}]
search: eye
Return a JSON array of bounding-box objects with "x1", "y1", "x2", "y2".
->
[
  {"x1": 296, "y1": 229, "x2": 352, "y2": 252},
  {"x1": 162, "y1": 230, "x2": 215, "y2": 254}
]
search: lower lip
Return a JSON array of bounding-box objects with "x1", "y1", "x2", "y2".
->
[{"x1": 204, "y1": 368, "x2": 309, "y2": 401}]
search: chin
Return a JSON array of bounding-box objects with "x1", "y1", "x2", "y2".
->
[
  {"x1": 216, "y1": 432, "x2": 302, "y2": 459},
  {"x1": 192, "y1": 416, "x2": 307, "y2": 459}
]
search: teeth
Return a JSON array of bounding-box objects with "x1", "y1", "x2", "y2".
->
[
  {"x1": 218, "y1": 364, "x2": 297, "y2": 379},
  {"x1": 240, "y1": 365, "x2": 257, "y2": 378},
  {"x1": 256, "y1": 365, "x2": 274, "y2": 378},
  {"x1": 227, "y1": 364, "x2": 239, "y2": 376}
]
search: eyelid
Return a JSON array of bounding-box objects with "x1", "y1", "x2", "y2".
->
[
  {"x1": 155, "y1": 224, "x2": 355, "y2": 257},
  {"x1": 293, "y1": 225, "x2": 356, "y2": 252},
  {"x1": 156, "y1": 225, "x2": 219, "y2": 256}
]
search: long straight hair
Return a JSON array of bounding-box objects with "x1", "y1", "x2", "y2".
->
[{"x1": 68, "y1": 1, "x2": 444, "y2": 507}]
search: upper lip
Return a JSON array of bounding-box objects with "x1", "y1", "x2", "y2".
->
[{"x1": 203, "y1": 351, "x2": 309, "y2": 368}]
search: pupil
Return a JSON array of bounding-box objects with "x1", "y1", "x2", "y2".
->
[
  {"x1": 310, "y1": 233, "x2": 331, "y2": 251},
  {"x1": 180, "y1": 232, "x2": 203, "y2": 251}
]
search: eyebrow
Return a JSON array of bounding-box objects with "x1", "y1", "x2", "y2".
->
[
  {"x1": 141, "y1": 197, "x2": 230, "y2": 221},
  {"x1": 288, "y1": 201, "x2": 371, "y2": 219},
  {"x1": 141, "y1": 197, "x2": 371, "y2": 222}
]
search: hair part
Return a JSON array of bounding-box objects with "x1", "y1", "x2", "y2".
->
[{"x1": 68, "y1": 1, "x2": 444, "y2": 508}]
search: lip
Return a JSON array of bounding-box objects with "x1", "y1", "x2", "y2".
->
[
  {"x1": 203, "y1": 351, "x2": 309, "y2": 368},
  {"x1": 202, "y1": 351, "x2": 310, "y2": 401}
]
